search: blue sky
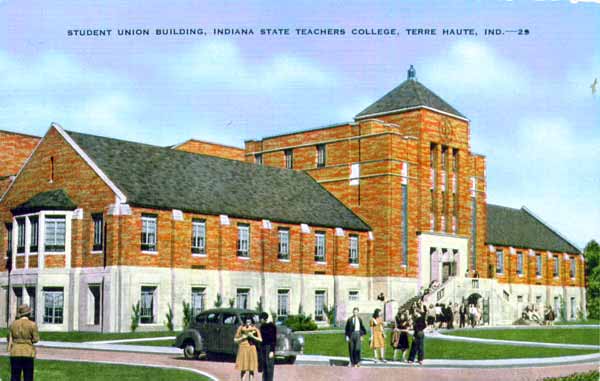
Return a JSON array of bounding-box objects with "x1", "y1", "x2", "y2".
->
[{"x1": 1, "y1": 1, "x2": 598, "y2": 248}]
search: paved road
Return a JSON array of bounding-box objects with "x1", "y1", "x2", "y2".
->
[{"x1": 2, "y1": 347, "x2": 597, "y2": 381}]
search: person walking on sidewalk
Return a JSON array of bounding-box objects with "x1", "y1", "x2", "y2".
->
[
  {"x1": 258, "y1": 312, "x2": 276, "y2": 381},
  {"x1": 7, "y1": 304, "x2": 40, "y2": 381},
  {"x1": 344, "y1": 307, "x2": 366, "y2": 367},
  {"x1": 369, "y1": 308, "x2": 386, "y2": 363},
  {"x1": 408, "y1": 310, "x2": 426, "y2": 365}
]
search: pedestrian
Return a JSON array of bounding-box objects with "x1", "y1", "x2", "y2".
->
[
  {"x1": 408, "y1": 310, "x2": 426, "y2": 365},
  {"x1": 459, "y1": 303, "x2": 467, "y2": 328},
  {"x1": 426, "y1": 304, "x2": 436, "y2": 329},
  {"x1": 469, "y1": 304, "x2": 477, "y2": 328},
  {"x1": 344, "y1": 307, "x2": 366, "y2": 368},
  {"x1": 7, "y1": 304, "x2": 39, "y2": 381},
  {"x1": 445, "y1": 304, "x2": 454, "y2": 329},
  {"x1": 235, "y1": 317, "x2": 263, "y2": 381},
  {"x1": 369, "y1": 308, "x2": 386, "y2": 363},
  {"x1": 258, "y1": 312, "x2": 276, "y2": 381},
  {"x1": 392, "y1": 311, "x2": 410, "y2": 362}
]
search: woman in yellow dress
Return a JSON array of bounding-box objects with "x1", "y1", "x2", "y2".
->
[
  {"x1": 369, "y1": 308, "x2": 386, "y2": 363},
  {"x1": 234, "y1": 317, "x2": 263, "y2": 381}
]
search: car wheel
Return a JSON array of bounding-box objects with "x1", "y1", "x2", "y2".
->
[
  {"x1": 183, "y1": 342, "x2": 199, "y2": 360},
  {"x1": 286, "y1": 356, "x2": 296, "y2": 364}
]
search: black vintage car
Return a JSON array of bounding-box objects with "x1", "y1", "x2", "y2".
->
[{"x1": 174, "y1": 308, "x2": 304, "y2": 363}]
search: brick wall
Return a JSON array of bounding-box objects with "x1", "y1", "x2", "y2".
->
[
  {"x1": 0, "y1": 130, "x2": 40, "y2": 195},
  {"x1": 173, "y1": 139, "x2": 245, "y2": 161}
]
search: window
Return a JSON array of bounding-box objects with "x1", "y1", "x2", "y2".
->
[
  {"x1": 92, "y1": 213, "x2": 103, "y2": 252},
  {"x1": 570, "y1": 297, "x2": 576, "y2": 319},
  {"x1": 192, "y1": 219, "x2": 206, "y2": 255},
  {"x1": 316, "y1": 144, "x2": 326, "y2": 168},
  {"x1": 536, "y1": 254, "x2": 542, "y2": 277},
  {"x1": 206, "y1": 312, "x2": 219, "y2": 324},
  {"x1": 349, "y1": 163, "x2": 360, "y2": 186},
  {"x1": 16, "y1": 218, "x2": 25, "y2": 253},
  {"x1": 517, "y1": 295, "x2": 523, "y2": 303},
  {"x1": 430, "y1": 143, "x2": 436, "y2": 168},
  {"x1": 441, "y1": 146, "x2": 447, "y2": 169},
  {"x1": 349, "y1": 235, "x2": 359, "y2": 264},
  {"x1": 553, "y1": 256, "x2": 559, "y2": 278},
  {"x1": 277, "y1": 289, "x2": 289, "y2": 318},
  {"x1": 29, "y1": 216, "x2": 39, "y2": 252},
  {"x1": 6, "y1": 223, "x2": 12, "y2": 256},
  {"x1": 191, "y1": 287, "x2": 206, "y2": 316},
  {"x1": 496, "y1": 250, "x2": 504, "y2": 274},
  {"x1": 536, "y1": 295, "x2": 542, "y2": 304},
  {"x1": 570, "y1": 258, "x2": 576, "y2": 279},
  {"x1": 88, "y1": 284, "x2": 101, "y2": 325},
  {"x1": 452, "y1": 149, "x2": 458, "y2": 172},
  {"x1": 223, "y1": 312, "x2": 238, "y2": 325},
  {"x1": 141, "y1": 214, "x2": 157, "y2": 252},
  {"x1": 255, "y1": 154, "x2": 263, "y2": 165},
  {"x1": 314, "y1": 290, "x2": 326, "y2": 321},
  {"x1": 26, "y1": 287, "x2": 36, "y2": 322},
  {"x1": 470, "y1": 197, "x2": 477, "y2": 270},
  {"x1": 14, "y1": 288, "x2": 23, "y2": 315},
  {"x1": 517, "y1": 252, "x2": 523, "y2": 275},
  {"x1": 45, "y1": 215, "x2": 66, "y2": 252},
  {"x1": 348, "y1": 290, "x2": 359, "y2": 302},
  {"x1": 401, "y1": 184, "x2": 408, "y2": 266},
  {"x1": 43, "y1": 287, "x2": 64, "y2": 324},
  {"x1": 140, "y1": 286, "x2": 157, "y2": 324},
  {"x1": 236, "y1": 288, "x2": 250, "y2": 309},
  {"x1": 237, "y1": 224, "x2": 250, "y2": 257},
  {"x1": 278, "y1": 228, "x2": 290, "y2": 260},
  {"x1": 314, "y1": 232, "x2": 326, "y2": 262},
  {"x1": 284, "y1": 149, "x2": 293, "y2": 169}
]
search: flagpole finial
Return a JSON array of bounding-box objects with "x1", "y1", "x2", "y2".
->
[{"x1": 408, "y1": 65, "x2": 417, "y2": 81}]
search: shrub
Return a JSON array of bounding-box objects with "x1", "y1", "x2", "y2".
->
[
  {"x1": 323, "y1": 305, "x2": 336, "y2": 326},
  {"x1": 182, "y1": 301, "x2": 193, "y2": 328},
  {"x1": 542, "y1": 370, "x2": 599, "y2": 381},
  {"x1": 165, "y1": 304, "x2": 174, "y2": 332},
  {"x1": 214, "y1": 293, "x2": 223, "y2": 308},
  {"x1": 228, "y1": 298, "x2": 235, "y2": 308},
  {"x1": 256, "y1": 298, "x2": 264, "y2": 313},
  {"x1": 270, "y1": 309, "x2": 278, "y2": 323},
  {"x1": 285, "y1": 314, "x2": 318, "y2": 332},
  {"x1": 131, "y1": 301, "x2": 141, "y2": 332}
]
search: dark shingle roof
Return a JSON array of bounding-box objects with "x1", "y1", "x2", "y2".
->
[
  {"x1": 12, "y1": 189, "x2": 77, "y2": 214},
  {"x1": 66, "y1": 131, "x2": 370, "y2": 231},
  {"x1": 486, "y1": 204, "x2": 580, "y2": 254},
  {"x1": 355, "y1": 79, "x2": 466, "y2": 120}
]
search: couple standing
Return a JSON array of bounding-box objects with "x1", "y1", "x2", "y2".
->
[{"x1": 343, "y1": 307, "x2": 386, "y2": 367}]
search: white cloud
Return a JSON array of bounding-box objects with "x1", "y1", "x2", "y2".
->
[
  {"x1": 0, "y1": 50, "x2": 142, "y2": 137},
  {"x1": 419, "y1": 40, "x2": 532, "y2": 97},
  {"x1": 167, "y1": 41, "x2": 335, "y2": 91}
]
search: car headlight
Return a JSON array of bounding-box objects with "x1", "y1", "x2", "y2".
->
[{"x1": 296, "y1": 336, "x2": 304, "y2": 346}]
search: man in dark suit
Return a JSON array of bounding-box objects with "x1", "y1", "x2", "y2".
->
[
  {"x1": 344, "y1": 307, "x2": 366, "y2": 367},
  {"x1": 258, "y1": 312, "x2": 277, "y2": 381},
  {"x1": 408, "y1": 310, "x2": 426, "y2": 365}
]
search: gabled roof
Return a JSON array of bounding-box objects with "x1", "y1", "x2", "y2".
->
[
  {"x1": 355, "y1": 68, "x2": 466, "y2": 120},
  {"x1": 65, "y1": 130, "x2": 371, "y2": 231},
  {"x1": 12, "y1": 189, "x2": 77, "y2": 215},
  {"x1": 486, "y1": 204, "x2": 580, "y2": 254}
]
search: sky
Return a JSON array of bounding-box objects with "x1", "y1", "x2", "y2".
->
[{"x1": 1, "y1": 0, "x2": 598, "y2": 249}]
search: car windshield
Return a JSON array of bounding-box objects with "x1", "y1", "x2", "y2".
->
[{"x1": 240, "y1": 312, "x2": 259, "y2": 324}]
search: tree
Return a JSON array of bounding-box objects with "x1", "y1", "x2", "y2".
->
[{"x1": 583, "y1": 240, "x2": 600, "y2": 319}]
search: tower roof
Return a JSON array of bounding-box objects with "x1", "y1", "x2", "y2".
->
[{"x1": 355, "y1": 65, "x2": 466, "y2": 120}]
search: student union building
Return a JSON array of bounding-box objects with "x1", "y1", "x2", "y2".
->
[{"x1": 0, "y1": 67, "x2": 585, "y2": 332}]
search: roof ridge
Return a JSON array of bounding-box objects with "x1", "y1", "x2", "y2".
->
[{"x1": 521, "y1": 206, "x2": 581, "y2": 253}]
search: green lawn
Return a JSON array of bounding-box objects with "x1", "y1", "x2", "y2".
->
[
  {"x1": 303, "y1": 333, "x2": 597, "y2": 360},
  {"x1": 0, "y1": 357, "x2": 210, "y2": 381},
  {"x1": 0, "y1": 329, "x2": 178, "y2": 343},
  {"x1": 446, "y1": 328, "x2": 600, "y2": 346}
]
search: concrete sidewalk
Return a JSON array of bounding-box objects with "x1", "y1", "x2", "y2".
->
[
  {"x1": 1, "y1": 337, "x2": 598, "y2": 368},
  {"x1": 429, "y1": 330, "x2": 600, "y2": 350}
]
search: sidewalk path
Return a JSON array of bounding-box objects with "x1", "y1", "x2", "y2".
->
[
  {"x1": 1, "y1": 347, "x2": 598, "y2": 381},
  {"x1": 429, "y1": 330, "x2": 600, "y2": 350}
]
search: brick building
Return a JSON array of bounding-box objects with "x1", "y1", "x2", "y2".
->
[
  {"x1": 0, "y1": 66, "x2": 585, "y2": 331},
  {"x1": 0, "y1": 130, "x2": 40, "y2": 196}
]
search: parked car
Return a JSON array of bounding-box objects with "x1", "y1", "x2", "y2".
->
[{"x1": 174, "y1": 308, "x2": 304, "y2": 363}]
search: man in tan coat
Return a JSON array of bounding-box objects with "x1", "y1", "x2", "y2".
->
[{"x1": 7, "y1": 304, "x2": 39, "y2": 381}]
